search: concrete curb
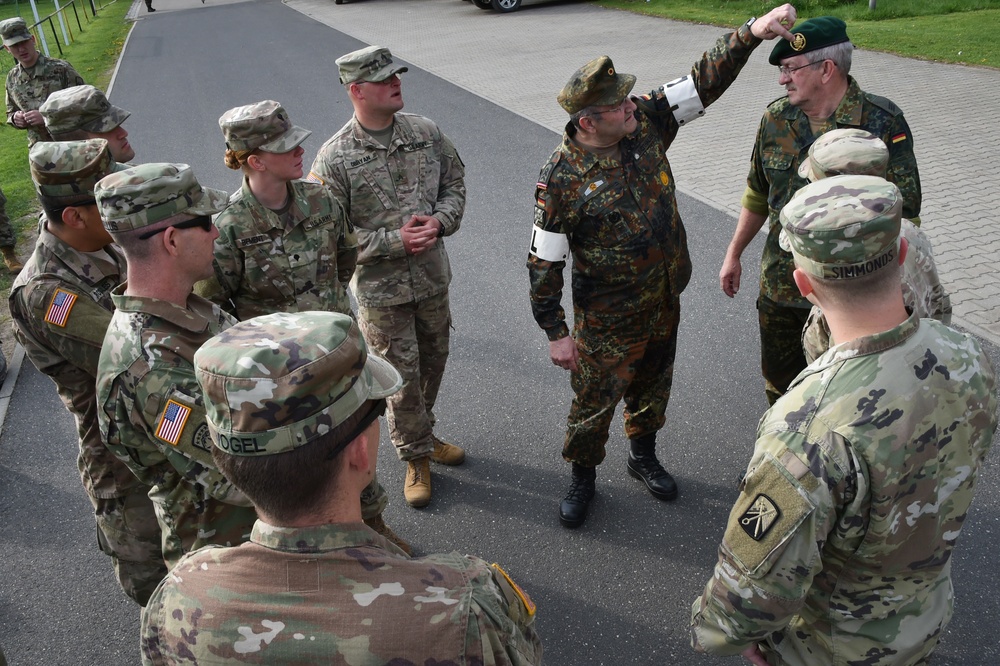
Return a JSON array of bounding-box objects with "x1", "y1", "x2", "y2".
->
[{"x1": 0, "y1": 344, "x2": 26, "y2": 439}]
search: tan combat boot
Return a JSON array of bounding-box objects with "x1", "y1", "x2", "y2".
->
[
  {"x1": 363, "y1": 513, "x2": 412, "y2": 555},
  {"x1": 430, "y1": 435, "x2": 465, "y2": 466},
  {"x1": 404, "y1": 456, "x2": 432, "y2": 508},
  {"x1": 2, "y1": 246, "x2": 23, "y2": 273}
]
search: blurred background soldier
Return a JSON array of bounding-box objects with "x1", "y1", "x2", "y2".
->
[
  {"x1": 692, "y1": 176, "x2": 997, "y2": 666},
  {"x1": 95, "y1": 163, "x2": 257, "y2": 570},
  {"x1": 310, "y1": 46, "x2": 467, "y2": 508},
  {"x1": 9, "y1": 140, "x2": 166, "y2": 605},
  {"x1": 142, "y1": 311, "x2": 543, "y2": 665}
]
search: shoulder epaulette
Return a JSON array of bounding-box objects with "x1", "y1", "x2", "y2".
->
[
  {"x1": 633, "y1": 91, "x2": 673, "y2": 118},
  {"x1": 864, "y1": 93, "x2": 902, "y2": 116}
]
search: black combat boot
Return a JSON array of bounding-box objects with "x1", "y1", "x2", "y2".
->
[
  {"x1": 559, "y1": 463, "x2": 596, "y2": 528},
  {"x1": 627, "y1": 434, "x2": 678, "y2": 500}
]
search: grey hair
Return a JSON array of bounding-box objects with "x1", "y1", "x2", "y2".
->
[
  {"x1": 569, "y1": 106, "x2": 597, "y2": 129},
  {"x1": 809, "y1": 41, "x2": 853, "y2": 75}
]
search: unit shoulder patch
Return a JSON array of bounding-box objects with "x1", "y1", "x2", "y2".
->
[{"x1": 739, "y1": 494, "x2": 781, "y2": 541}]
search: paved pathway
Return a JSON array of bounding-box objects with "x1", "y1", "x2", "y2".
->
[{"x1": 288, "y1": 0, "x2": 1000, "y2": 345}]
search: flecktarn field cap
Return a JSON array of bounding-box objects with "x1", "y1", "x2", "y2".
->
[
  {"x1": 337, "y1": 45, "x2": 408, "y2": 85},
  {"x1": 219, "y1": 100, "x2": 311, "y2": 154},
  {"x1": 557, "y1": 55, "x2": 636, "y2": 114},
  {"x1": 194, "y1": 311, "x2": 403, "y2": 457},
  {"x1": 779, "y1": 174, "x2": 902, "y2": 280},
  {"x1": 95, "y1": 163, "x2": 229, "y2": 232}
]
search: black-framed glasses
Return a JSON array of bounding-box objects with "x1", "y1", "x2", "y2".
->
[
  {"x1": 778, "y1": 60, "x2": 823, "y2": 77},
  {"x1": 587, "y1": 98, "x2": 631, "y2": 118},
  {"x1": 325, "y1": 399, "x2": 388, "y2": 460},
  {"x1": 138, "y1": 215, "x2": 213, "y2": 240}
]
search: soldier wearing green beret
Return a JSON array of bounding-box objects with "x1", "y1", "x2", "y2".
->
[
  {"x1": 9, "y1": 139, "x2": 167, "y2": 605},
  {"x1": 140, "y1": 312, "x2": 544, "y2": 665},
  {"x1": 195, "y1": 100, "x2": 408, "y2": 553},
  {"x1": 692, "y1": 175, "x2": 997, "y2": 665},
  {"x1": 41, "y1": 84, "x2": 136, "y2": 163},
  {"x1": 719, "y1": 15, "x2": 922, "y2": 407},
  {"x1": 309, "y1": 46, "x2": 467, "y2": 509},
  {"x1": 527, "y1": 5, "x2": 799, "y2": 528},
  {"x1": 794, "y1": 128, "x2": 950, "y2": 363},
  {"x1": 95, "y1": 163, "x2": 258, "y2": 570}
]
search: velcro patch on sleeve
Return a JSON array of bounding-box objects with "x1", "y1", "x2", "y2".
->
[
  {"x1": 44, "y1": 288, "x2": 78, "y2": 327},
  {"x1": 491, "y1": 563, "x2": 536, "y2": 619},
  {"x1": 305, "y1": 171, "x2": 325, "y2": 185},
  {"x1": 722, "y1": 452, "x2": 815, "y2": 578},
  {"x1": 156, "y1": 399, "x2": 192, "y2": 446}
]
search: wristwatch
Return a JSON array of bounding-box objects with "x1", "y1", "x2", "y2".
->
[{"x1": 745, "y1": 16, "x2": 756, "y2": 29}]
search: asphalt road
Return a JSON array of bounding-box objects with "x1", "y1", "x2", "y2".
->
[{"x1": 1, "y1": 1, "x2": 999, "y2": 664}]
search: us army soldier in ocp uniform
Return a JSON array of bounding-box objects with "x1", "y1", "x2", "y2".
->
[
  {"x1": 141, "y1": 311, "x2": 543, "y2": 665},
  {"x1": 792, "y1": 128, "x2": 950, "y2": 362},
  {"x1": 9, "y1": 139, "x2": 166, "y2": 605},
  {"x1": 691, "y1": 176, "x2": 997, "y2": 666},
  {"x1": 41, "y1": 84, "x2": 137, "y2": 163},
  {"x1": 96, "y1": 163, "x2": 257, "y2": 569},
  {"x1": 309, "y1": 46, "x2": 467, "y2": 508},
  {"x1": 528, "y1": 5, "x2": 798, "y2": 528}
]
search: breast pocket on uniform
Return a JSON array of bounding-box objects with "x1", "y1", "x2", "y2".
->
[
  {"x1": 762, "y1": 149, "x2": 795, "y2": 177},
  {"x1": 578, "y1": 183, "x2": 637, "y2": 247},
  {"x1": 358, "y1": 168, "x2": 395, "y2": 211}
]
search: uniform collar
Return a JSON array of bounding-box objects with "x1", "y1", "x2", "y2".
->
[
  {"x1": 110, "y1": 284, "x2": 219, "y2": 334},
  {"x1": 250, "y1": 520, "x2": 400, "y2": 554}
]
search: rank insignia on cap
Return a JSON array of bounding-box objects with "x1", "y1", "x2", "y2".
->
[
  {"x1": 45, "y1": 289, "x2": 78, "y2": 327},
  {"x1": 791, "y1": 33, "x2": 807, "y2": 51},
  {"x1": 739, "y1": 494, "x2": 781, "y2": 541},
  {"x1": 156, "y1": 399, "x2": 192, "y2": 446}
]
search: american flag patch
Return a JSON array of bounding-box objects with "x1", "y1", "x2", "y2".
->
[
  {"x1": 891, "y1": 133, "x2": 907, "y2": 144},
  {"x1": 44, "y1": 289, "x2": 78, "y2": 327},
  {"x1": 156, "y1": 399, "x2": 192, "y2": 446}
]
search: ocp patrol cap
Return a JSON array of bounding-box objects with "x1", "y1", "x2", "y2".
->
[
  {"x1": 798, "y1": 128, "x2": 889, "y2": 182},
  {"x1": 194, "y1": 312, "x2": 403, "y2": 458},
  {"x1": 780, "y1": 174, "x2": 901, "y2": 280},
  {"x1": 41, "y1": 85, "x2": 130, "y2": 136},
  {"x1": 0, "y1": 18, "x2": 32, "y2": 47},
  {"x1": 557, "y1": 55, "x2": 636, "y2": 114},
  {"x1": 769, "y1": 16, "x2": 850, "y2": 66},
  {"x1": 95, "y1": 163, "x2": 229, "y2": 232},
  {"x1": 337, "y1": 45, "x2": 408, "y2": 85},
  {"x1": 30, "y1": 139, "x2": 125, "y2": 207},
  {"x1": 219, "y1": 100, "x2": 311, "y2": 153}
]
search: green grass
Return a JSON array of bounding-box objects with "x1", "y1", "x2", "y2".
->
[
  {"x1": 0, "y1": 0, "x2": 131, "y2": 223},
  {"x1": 594, "y1": 0, "x2": 1000, "y2": 68}
]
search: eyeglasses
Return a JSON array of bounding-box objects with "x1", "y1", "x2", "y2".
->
[
  {"x1": 137, "y1": 215, "x2": 213, "y2": 240},
  {"x1": 326, "y1": 399, "x2": 388, "y2": 460},
  {"x1": 587, "y1": 98, "x2": 631, "y2": 118},
  {"x1": 359, "y1": 74, "x2": 400, "y2": 86},
  {"x1": 778, "y1": 60, "x2": 823, "y2": 77}
]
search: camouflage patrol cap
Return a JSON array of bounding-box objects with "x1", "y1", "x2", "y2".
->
[
  {"x1": 780, "y1": 174, "x2": 902, "y2": 280},
  {"x1": 769, "y1": 16, "x2": 850, "y2": 66},
  {"x1": 194, "y1": 312, "x2": 403, "y2": 458},
  {"x1": 336, "y1": 45, "x2": 408, "y2": 85},
  {"x1": 219, "y1": 100, "x2": 311, "y2": 153},
  {"x1": 799, "y1": 128, "x2": 889, "y2": 182},
  {"x1": 29, "y1": 139, "x2": 125, "y2": 207},
  {"x1": 40, "y1": 85, "x2": 130, "y2": 135},
  {"x1": 558, "y1": 55, "x2": 636, "y2": 114},
  {"x1": 0, "y1": 18, "x2": 32, "y2": 47},
  {"x1": 95, "y1": 163, "x2": 229, "y2": 232}
]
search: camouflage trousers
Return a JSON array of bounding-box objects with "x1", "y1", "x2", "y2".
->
[
  {"x1": 0, "y1": 186, "x2": 15, "y2": 249},
  {"x1": 92, "y1": 488, "x2": 168, "y2": 606},
  {"x1": 757, "y1": 296, "x2": 810, "y2": 406},
  {"x1": 359, "y1": 291, "x2": 450, "y2": 461},
  {"x1": 564, "y1": 298, "x2": 680, "y2": 467}
]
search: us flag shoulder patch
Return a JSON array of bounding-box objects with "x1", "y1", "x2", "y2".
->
[
  {"x1": 156, "y1": 399, "x2": 192, "y2": 446},
  {"x1": 45, "y1": 289, "x2": 78, "y2": 327}
]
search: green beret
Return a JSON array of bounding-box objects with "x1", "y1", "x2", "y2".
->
[
  {"x1": 557, "y1": 55, "x2": 636, "y2": 115},
  {"x1": 779, "y1": 174, "x2": 901, "y2": 281},
  {"x1": 769, "y1": 16, "x2": 850, "y2": 66}
]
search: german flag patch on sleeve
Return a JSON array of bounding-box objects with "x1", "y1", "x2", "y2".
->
[
  {"x1": 44, "y1": 289, "x2": 78, "y2": 327},
  {"x1": 156, "y1": 399, "x2": 192, "y2": 446}
]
